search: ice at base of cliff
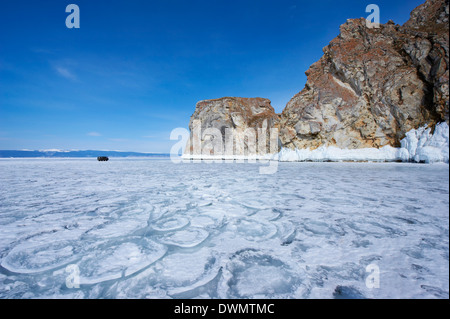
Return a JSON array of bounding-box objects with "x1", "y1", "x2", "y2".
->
[
  {"x1": 278, "y1": 122, "x2": 449, "y2": 163},
  {"x1": 0, "y1": 157, "x2": 448, "y2": 299},
  {"x1": 399, "y1": 122, "x2": 449, "y2": 163}
]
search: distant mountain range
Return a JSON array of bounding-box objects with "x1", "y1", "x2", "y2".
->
[{"x1": 0, "y1": 150, "x2": 170, "y2": 158}]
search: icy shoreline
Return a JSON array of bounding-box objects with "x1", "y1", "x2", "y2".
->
[
  {"x1": 278, "y1": 122, "x2": 449, "y2": 163},
  {"x1": 182, "y1": 123, "x2": 449, "y2": 164}
]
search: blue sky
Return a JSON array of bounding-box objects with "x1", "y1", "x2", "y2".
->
[{"x1": 0, "y1": 0, "x2": 424, "y2": 152}]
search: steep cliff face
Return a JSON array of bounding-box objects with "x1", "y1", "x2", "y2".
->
[
  {"x1": 186, "y1": 0, "x2": 449, "y2": 155},
  {"x1": 404, "y1": 0, "x2": 449, "y2": 123},
  {"x1": 185, "y1": 97, "x2": 279, "y2": 155},
  {"x1": 279, "y1": 0, "x2": 449, "y2": 150}
]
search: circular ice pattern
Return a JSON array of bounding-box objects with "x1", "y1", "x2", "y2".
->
[
  {"x1": 78, "y1": 236, "x2": 167, "y2": 285},
  {"x1": 151, "y1": 217, "x2": 190, "y2": 232},
  {"x1": 224, "y1": 249, "x2": 303, "y2": 298},
  {"x1": 156, "y1": 227, "x2": 209, "y2": 248},
  {"x1": 234, "y1": 219, "x2": 277, "y2": 241},
  {"x1": 1, "y1": 240, "x2": 82, "y2": 274}
]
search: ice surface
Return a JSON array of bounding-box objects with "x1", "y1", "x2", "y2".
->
[
  {"x1": 0, "y1": 158, "x2": 448, "y2": 298},
  {"x1": 77, "y1": 237, "x2": 167, "y2": 285},
  {"x1": 1, "y1": 240, "x2": 83, "y2": 274},
  {"x1": 222, "y1": 249, "x2": 305, "y2": 298},
  {"x1": 150, "y1": 216, "x2": 190, "y2": 232},
  {"x1": 156, "y1": 227, "x2": 209, "y2": 248}
]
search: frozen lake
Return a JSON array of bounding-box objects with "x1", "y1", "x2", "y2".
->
[{"x1": 0, "y1": 158, "x2": 448, "y2": 299}]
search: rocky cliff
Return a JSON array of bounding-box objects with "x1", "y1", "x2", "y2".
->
[
  {"x1": 279, "y1": 0, "x2": 449, "y2": 150},
  {"x1": 185, "y1": 97, "x2": 279, "y2": 155},
  {"x1": 186, "y1": 0, "x2": 449, "y2": 155}
]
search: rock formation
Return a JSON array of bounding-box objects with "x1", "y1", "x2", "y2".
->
[
  {"x1": 279, "y1": 0, "x2": 449, "y2": 150},
  {"x1": 185, "y1": 97, "x2": 279, "y2": 156},
  {"x1": 186, "y1": 0, "x2": 449, "y2": 155}
]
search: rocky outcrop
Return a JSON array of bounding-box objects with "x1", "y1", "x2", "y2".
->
[
  {"x1": 185, "y1": 97, "x2": 279, "y2": 155},
  {"x1": 186, "y1": 0, "x2": 449, "y2": 154},
  {"x1": 404, "y1": 0, "x2": 449, "y2": 123},
  {"x1": 279, "y1": 0, "x2": 449, "y2": 150}
]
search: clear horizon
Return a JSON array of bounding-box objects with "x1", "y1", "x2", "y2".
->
[{"x1": 0, "y1": 0, "x2": 424, "y2": 153}]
